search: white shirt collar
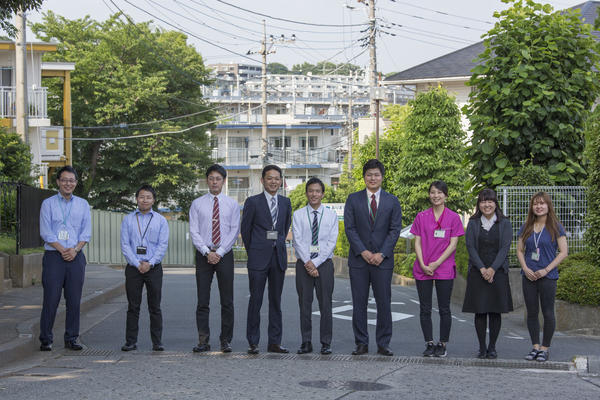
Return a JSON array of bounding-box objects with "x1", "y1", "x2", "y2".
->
[
  {"x1": 480, "y1": 214, "x2": 497, "y2": 231},
  {"x1": 264, "y1": 191, "x2": 277, "y2": 203},
  {"x1": 306, "y1": 204, "x2": 324, "y2": 215},
  {"x1": 366, "y1": 188, "x2": 381, "y2": 201}
]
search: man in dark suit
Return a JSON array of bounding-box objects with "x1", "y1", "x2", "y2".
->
[
  {"x1": 241, "y1": 165, "x2": 292, "y2": 354},
  {"x1": 344, "y1": 159, "x2": 402, "y2": 356}
]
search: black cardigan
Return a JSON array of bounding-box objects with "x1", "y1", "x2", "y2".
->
[{"x1": 465, "y1": 217, "x2": 512, "y2": 272}]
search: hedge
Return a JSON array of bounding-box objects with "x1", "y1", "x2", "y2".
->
[
  {"x1": 394, "y1": 252, "x2": 415, "y2": 278},
  {"x1": 556, "y1": 253, "x2": 600, "y2": 306}
]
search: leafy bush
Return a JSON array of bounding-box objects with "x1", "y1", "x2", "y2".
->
[
  {"x1": 394, "y1": 252, "x2": 415, "y2": 278},
  {"x1": 455, "y1": 236, "x2": 469, "y2": 278},
  {"x1": 584, "y1": 106, "x2": 600, "y2": 265},
  {"x1": 512, "y1": 159, "x2": 553, "y2": 186},
  {"x1": 334, "y1": 221, "x2": 349, "y2": 257},
  {"x1": 556, "y1": 253, "x2": 600, "y2": 306}
]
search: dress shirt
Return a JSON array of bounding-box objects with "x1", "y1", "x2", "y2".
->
[
  {"x1": 120, "y1": 209, "x2": 169, "y2": 268},
  {"x1": 264, "y1": 191, "x2": 277, "y2": 208},
  {"x1": 189, "y1": 192, "x2": 240, "y2": 257},
  {"x1": 292, "y1": 204, "x2": 339, "y2": 268},
  {"x1": 366, "y1": 188, "x2": 381, "y2": 208},
  {"x1": 40, "y1": 193, "x2": 91, "y2": 251}
]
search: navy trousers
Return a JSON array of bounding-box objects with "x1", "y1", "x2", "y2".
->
[
  {"x1": 39, "y1": 250, "x2": 86, "y2": 345},
  {"x1": 246, "y1": 248, "x2": 285, "y2": 346}
]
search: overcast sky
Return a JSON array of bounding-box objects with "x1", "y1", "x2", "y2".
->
[{"x1": 22, "y1": 0, "x2": 587, "y2": 75}]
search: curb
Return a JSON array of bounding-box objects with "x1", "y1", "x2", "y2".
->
[{"x1": 0, "y1": 280, "x2": 125, "y2": 369}]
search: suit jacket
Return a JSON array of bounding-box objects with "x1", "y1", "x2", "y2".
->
[
  {"x1": 465, "y1": 217, "x2": 512, "y2": 273},
  {"x1": 344, "y1": 189, "x2": 402, "y2": 270},
  {"x1": 241, "y1": 193, "x2": 292, "y2": 271}
]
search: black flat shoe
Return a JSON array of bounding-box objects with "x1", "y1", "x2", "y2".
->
[
  {"x1": 247, "y1": 344, "x2": 259, "y2": 354},
  {"x1": 486, "y1": 348, "x2": 497, "y2": 359},
  {"x1": 65, "y1": 341, "x2": 83, "y2": 351},
  {"x1": 121, "y1": 343, "x2": 137, "y2": 352},
  {"x1": 297, "y1": 342, "x2": 313, "y2": 354},
  {"x1": 320, "y1": 345, "x2": 332, "y2": 355},
  {"x1": 267, "y1": 344, "x2": 289, "y2": 353},
  {"x1": 192, "y1": 343, "x2": 210, "y2": 353},
  {"x1": 352, "y1": 344, "x2": 368, "y2": 355},
  {"x1": 477, "y1": 349, "x2": 486, "y2": 359}
]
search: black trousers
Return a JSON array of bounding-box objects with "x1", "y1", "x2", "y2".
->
[
  {"x1": 39, "y1": 251, "x2": 86, "y2": 344},
  {"x1": 125, "y1": 264, "x2": 163, "y2": 346},
  {"x1": 522, "y1": 276, "x2": 557, "y2": 347},
  {"x1": 415, "y1": 279, "x2": 454, "y2": 343},
  {"x1": 295, "y1": 259, "x2": 334, "y2": 346},
  {"x1": 195, "y1": 250, "x2": 234, "y2": 344}
]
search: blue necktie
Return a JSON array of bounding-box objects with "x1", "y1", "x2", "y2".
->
[{"x1": 270, "y1": 197, "x2": 278, "y2": 228}]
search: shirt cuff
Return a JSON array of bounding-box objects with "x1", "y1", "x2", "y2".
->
[
  {"x1": 216, "y1": 247, "x2": 226, "y2": 257},
  {"x1": 200, "y1": 245, "x2": 210, "y2": 256}
]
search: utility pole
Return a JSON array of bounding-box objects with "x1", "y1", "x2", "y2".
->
[
  {"x1": 347, "y1": 72, "x2": 354, "y2": 174},
  {"x1": 15, "y1": 9, "x2": 28, "y2": 144},
  {"x1": 368, "y1": 0, "x2": 377, "y2": 117}
]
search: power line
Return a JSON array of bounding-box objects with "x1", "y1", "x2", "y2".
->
[
  {"x1": 388, "y1": 0, "x2": 493, "y2": 26},
  {"x1": 215, "y1": 0, "x2": 367, "y2": 28},
  {"x1": 378, "y1": 5, "x2": 488, "y2": 32}
]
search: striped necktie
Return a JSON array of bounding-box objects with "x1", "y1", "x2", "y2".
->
[
  {"x1": 310, "y1": 210, "x2": 319, "y2": 259},
  {"x1": 270, "y1": 196, "x2": 278, "y2": 228},
  {"x1": 212, "y1": 196, "x2": 220, "y2": 247},
  {"x1": 370, "y1": 194, "x2": 377, "y2": 224}
]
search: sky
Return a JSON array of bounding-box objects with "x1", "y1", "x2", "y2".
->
[{"x1": 21, "y1": 0, "x2": 588, "y2": 75}]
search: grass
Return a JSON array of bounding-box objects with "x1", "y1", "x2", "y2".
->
[{"x1": 0, "y1": 234, "x2": 44, "y2": 255}]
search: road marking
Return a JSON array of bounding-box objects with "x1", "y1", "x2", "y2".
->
[{"x1": 313, "y1": 304, "x2": 414, "y2": 325}]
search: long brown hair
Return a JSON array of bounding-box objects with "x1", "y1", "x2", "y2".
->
[{"x1": 519, "y1": 192, "x2": 562, "y2": 243}]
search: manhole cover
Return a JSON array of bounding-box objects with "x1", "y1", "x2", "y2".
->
[{"x1": 299, "y1": 380, "x2": 392, "y2": 391}]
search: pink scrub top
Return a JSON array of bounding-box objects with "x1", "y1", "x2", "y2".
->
[{"x1": 410, "y1": 207, "x2": 465, "y2": 280}]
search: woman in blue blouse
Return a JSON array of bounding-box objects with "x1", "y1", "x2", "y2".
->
[{"x1": 517, "y1": 192, "x2": 568, "y2": 362}]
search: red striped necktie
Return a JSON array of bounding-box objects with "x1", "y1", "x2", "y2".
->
[{"x1": 212, "y1": 196, "x2": 220, "y2": 247}]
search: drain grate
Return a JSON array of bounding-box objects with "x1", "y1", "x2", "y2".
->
[
  {"x1": 67, "y1": 349, "x2": 572, "y2": 371},
  {"x1": 299, "y1": 380, "x2": 392, "y2": 391}
]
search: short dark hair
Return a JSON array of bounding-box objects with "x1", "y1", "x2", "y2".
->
[
  {"x1": 429, "y1": 180, "x2": 448, "y2": 197},
  {"x1": 136, "y1": 184, "x2": 156, "y2": 200},
  {"x1": 206, "y1": 164, "x2": 227, "y2": 179},
  {"x1": 56, "y1": 166, "x2": 78, "y2": 181},
  {"x1": 362, "y1": 159, "x2": 384, "y2": 177},
  {"x1": 470, "y1": 188, "x2": 505, "y2": 221},
  {"x1": 305, "y1": 177, "x2": 325, "y2": 193},
  {"x1": 262, "y1": 164, "x2": 282, "y2": 178}
]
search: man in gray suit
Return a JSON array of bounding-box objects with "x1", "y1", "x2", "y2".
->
[{"x1": 344, "y1": 159, "x2": 402, "y2": 356}]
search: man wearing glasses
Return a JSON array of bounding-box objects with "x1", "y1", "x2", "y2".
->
[{"x1": 39, "y1": 166, "x2": 91, "y2": 351}]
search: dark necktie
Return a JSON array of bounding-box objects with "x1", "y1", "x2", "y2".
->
[
  {"x1": 212, "y1": 196, "x2": 220, "y2": 247},
  {"x1": 370, "y1": 194, "x2": 377, "y2": 223},
  {"x1": 310, "y1": 210, "x2": 319, "y2": 259},
  {"x1": 270, "y1": 197, "x2": 278, "y2": 228}
]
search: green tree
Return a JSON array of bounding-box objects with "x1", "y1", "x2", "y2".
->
[
  {"x1": 31, "y1": 12, "x2": 214, "y2": 212},
  {"x1": 0, "y1": 0, "x2": 43, "y2": 37},
  {"x1": 464, "y1": 0, "x2": 600, "y2": 188},
  {"x1": 288, "y1": 182, "x2": 345, "y2": 213},
  {"x1": 267, "y1": 62, "x2": 289, "y2": 74},
  {"x1": 584, "y1": 106, "x2": 600, "y2": 265},
  {"x1": 394, "y1": 88, "x2": 471, "y2": 225},
  {"x1": 0, "y1": 128, "x2": 34, "y2": 184}
]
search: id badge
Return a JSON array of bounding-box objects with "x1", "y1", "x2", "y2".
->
[
  {"x1": 266, "y1": 230, "x2": 278, "y2": 240},
  {"x1": 310, "y1": 245, "x2": 320, "y2": 253},
  {"x1": 434, "y1": 229, "x2": 446, "y2": 238},
  {"x1": 136, "y1": 246, "x2": 147, "y2": 255},
  {"x1": 58, "y1": 230, "x2": 69, "y2": 240},
  {"x1": 531, "y1": 250, "x2": 540, "y2": 261}
]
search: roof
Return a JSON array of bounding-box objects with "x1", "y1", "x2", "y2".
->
[{"x1": 385, "y1": 1, "x2": 600, "y2": 83}]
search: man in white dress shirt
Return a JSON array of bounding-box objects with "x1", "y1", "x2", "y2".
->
[
  {"x1": 189, "y1": 164, "x2": 240, "y2": 353},
  {"x1": 292, "y1": 177, "x2": 339, "y2": 355}
]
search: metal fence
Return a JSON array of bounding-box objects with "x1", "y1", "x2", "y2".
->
[
  {"x1": 84, "y1": 209, "x2": 195, "y2": 266},
  {"x1": 497, "y1": 186, "x2": 587, "y2": 266}
]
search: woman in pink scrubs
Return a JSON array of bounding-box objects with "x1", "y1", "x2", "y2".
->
[{"x1": 410, "y1": 181, "x2": 465, "y2": 358}]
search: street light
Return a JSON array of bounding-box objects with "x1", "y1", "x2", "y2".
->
[{"x1": 370, "y1": 86, "x2": 385, "y2": 159}]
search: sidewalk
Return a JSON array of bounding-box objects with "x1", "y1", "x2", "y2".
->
[{"x1": 0, "y1": 264, "x2": 125, "y2": 368}]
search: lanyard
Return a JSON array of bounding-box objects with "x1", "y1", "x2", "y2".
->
[
  {"x1": 434, "y1": 207, "x2": 446, "y2": 230},
  {"x1": 533, "y1": 226, "x2": 544, "y2": 250},
  {"x1": 136, "y1": 212, "x2": 154, "y2": 244},
  {"x1": 306, "y1": 206, "x2": 325, "y2": 236},
  {"x1": 57, "y1": 194, "x2": 72, "y2": 227}
]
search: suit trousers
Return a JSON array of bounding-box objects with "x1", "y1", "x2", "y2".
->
[
  {"x1": 195, "y1": 250, "x2": 234, "y2": 344},
  {"x1": 125, "y1": 264, "x2": 163, "y2": 346},
  {"x1": 349, "y1": 265, "x2": 393, "y2": 348},
  {"x1": 39, "y1": 250, "x2": 86, "y2": 345},
  {"x1": 295, "y1": 259, "x2": 334, "y2": 346},
  {"x1": 246, "y1": 248, "x2": 285, "y2": 346}
]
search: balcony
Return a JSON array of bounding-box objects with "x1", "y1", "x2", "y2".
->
[
  {"x1": 0, "y1": 86, "x2": 48, "y2": 119},
  {"x1": 227, "y1": 188, "x2": 250, "y2": 203},
  {"x1": 211, "y1": 148, "x2": 249, "y2": 164},
  {"x1": 270, "y1": 148, "x2": 337, "y2": 165}
]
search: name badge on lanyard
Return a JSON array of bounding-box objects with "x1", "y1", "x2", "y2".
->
[
  {"x1": 58, "y1": 230, "x2": 69, "y2": 240},
  {"x1": 531, "y1": 228, "x2": 543, "y2": 261},
  {"x1": 267, "y1": 231, "x2": 278, "y2": 240},
  {"x1": 531, "y1": 249, "x2": 540, "y2": 261},
  {"x1": 434, "y1": 229, "x2": 446, "y2": 238},
  {"x1": 57, "y1": 195, "x2": 72, "y2": 241},
  {"x1": 310, "y1": 245, "x2": 320, "y2": 253}
]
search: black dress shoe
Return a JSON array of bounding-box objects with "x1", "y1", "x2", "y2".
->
[
  {"x1": 152, "y1": 344, "x2": 164, "y2": 351},
  {"x1": 486, "y1": 348, "x2": 498, "y2": 359},
  {"x1": 320, "y1": 345, "x2": 332, "y2": 355},
  {"x1": 121, "y1": 343, "x2": 137, "y2": 352},
  {"x1": 267, "y1": 344, "x2": 289, "y2": 353},
  {"x1": 221, "y1": 342, "x2": 232, "y2": 353},
  {"x1": 65, "y1": 341, "x2": 83, "y2": 351},
  {"x1": 352, "y1": 344, "x2": 368, "y2": 355},
  {"x1": 192, "y1": 343, "x2": 211, "y2": 353},
  {"x1": 297, "y1": 342, "x2": 313, "y2": 354},
  {"x1": 247, "y1": 344, "x2": 259, "y2": 354},
  {"x1": 40, "y1": 343, "x2": 52, "y2": 351},
  {"x1": 377, "y1": 346, "x2": 393, "y2": 356}
]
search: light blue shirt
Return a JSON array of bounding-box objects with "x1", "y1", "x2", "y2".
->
[
  {"x1": 40, "y1": 193, "x2": 91, "y2": 251},
  {"x1": 292, "y1": 204, "x2": 339, "y2": 268},
  {"x1": 120, "y1": 209, "x2": 169, "y2": 268}
]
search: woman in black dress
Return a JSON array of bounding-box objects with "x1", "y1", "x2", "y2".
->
[{"x1": 462, "y1": 189, "x2": 513, "y2": 359}]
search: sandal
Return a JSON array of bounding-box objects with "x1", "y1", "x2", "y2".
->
[
  {"x1": 524, "y1": 348, "x2": 539, "y2": 361},
  {"x1": 535, "y1": 350, "x2": 549, "y2": 362}
]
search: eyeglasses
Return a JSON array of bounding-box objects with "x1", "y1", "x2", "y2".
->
[{"x1": 59, "y1": 179, "x2": 77, "y2": 184}]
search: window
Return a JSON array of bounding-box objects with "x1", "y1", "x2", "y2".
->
[
  {"x1": 269, "y1": 137, "x2": 290, "y2": 148},
  {"x1": 229, "y1": 137, "x2": 248, "y2": 148},
  {"x1": 228, "y1": 177, "x2": 249, "y2": 189},
  {"x1": 0, "y1": 67, "x2": 12, "y2": 86},
  {"x1": 300, "y1": 136, "x2": 318, "y2": 149}
]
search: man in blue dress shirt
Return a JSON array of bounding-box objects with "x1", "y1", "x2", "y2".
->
[
  {"x1": 189, "y1": 164, "x2": 240, "y2": 353},
  {"x1": 39, "y1": 166, "x2": 91, "y2": 351},
  {"x1": 120, "y1": 184, "x2": 169, "y2": 351}
]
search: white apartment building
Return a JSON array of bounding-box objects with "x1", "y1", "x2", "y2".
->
[{"x1": 203, "y1": 63, "x2": 413, "y2": 202}]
